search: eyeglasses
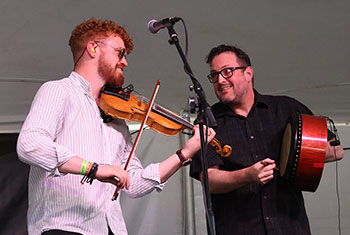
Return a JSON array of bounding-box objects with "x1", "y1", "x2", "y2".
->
[
  {"x1": 207, "y1": 66, "x2": 247, "y2": 83},
  {"x1": 94, "y1": 41, "x2": 126, "y2": 59}
]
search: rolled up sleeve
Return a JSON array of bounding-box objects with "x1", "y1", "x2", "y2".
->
[{"x1": 17, "y1": 82, "x2": 76, "y2": 176}]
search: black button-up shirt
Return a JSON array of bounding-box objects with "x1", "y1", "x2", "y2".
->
[{"x1": 190, "y1": 90, "x2": 313, "y2": 235}]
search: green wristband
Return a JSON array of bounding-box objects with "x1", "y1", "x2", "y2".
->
[{"x1": 80, "y1": 160, "x2": 89, "y2": 175}]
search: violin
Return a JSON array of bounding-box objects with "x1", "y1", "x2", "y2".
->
[{"x1": 98, "y1": 84, "x2": 232, "y2": 157}]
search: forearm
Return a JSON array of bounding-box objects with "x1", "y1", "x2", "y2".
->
[
  {"x1": 204, "y1": 167, "x2": 252, "y2": 194},
  {"x1": 125, "y1": 152, "x2": 185, "y2": 196},
  {"x1": 158, "y1": 154, "x2": 182, "y2": 183},
  {"x1": 61, "y1": 157, "x2": 129, "y2": 189},
  {"x1": 158, "y1": 147, "x2": 196, "y2": 183},
  {"x1": 58, "y1": 156, "x2": 84, "y2": 174}
]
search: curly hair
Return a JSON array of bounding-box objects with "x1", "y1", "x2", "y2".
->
[
  {"x1": 69, "y1": 17, "x2": 134, "y2": 60},
  {"x1": 206, "y1": 44, "x2": 251, "y2": 67}
]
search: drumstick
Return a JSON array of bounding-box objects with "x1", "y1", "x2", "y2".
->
[{"x1": 260, "y1": 160, "x2": 279, "y2": 171}]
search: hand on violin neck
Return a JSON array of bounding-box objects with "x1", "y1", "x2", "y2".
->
[{"x1": 182, "y1": 125, "x2": 216, "y2": 158}]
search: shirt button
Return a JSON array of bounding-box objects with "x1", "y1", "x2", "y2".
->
[
  {"x1": 255, "y1": 155, "x2": 259, "y2": 159},
  {"x1": 263, "y1": 195, "x2": 268, "y2": 200},
  {"x1": 250, "y1": 135, "x2": 254, "y2": 140},
  {"x1": 265, "y1": 216, "x2": 270, "y2": 220}
]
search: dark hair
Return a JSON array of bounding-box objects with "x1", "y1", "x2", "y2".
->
[
  {"x1": 69, "y1": 17, "x2": 134, "y2": 60},
  {"x1": 206, "y1": 44, "x2": 251, "y2": 66}
]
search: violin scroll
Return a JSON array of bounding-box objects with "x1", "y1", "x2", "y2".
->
[
  {"x1": 209, "y1": 138, "x2": 232, "y2": 158},
  {"x1": 221, "y1": 144, "x2": 232, "y2": 158}
]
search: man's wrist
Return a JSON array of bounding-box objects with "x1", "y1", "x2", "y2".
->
[{"x1": 176, "y1": 149, "x2": 192, "y2": 166}]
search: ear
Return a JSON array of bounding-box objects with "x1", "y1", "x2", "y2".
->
[
  {"x1": 87, "y1": 41, "x2": 98, "y2": 57},
  {"x1": 245, "y1": 66, "x2": 254, "y2": 82}
]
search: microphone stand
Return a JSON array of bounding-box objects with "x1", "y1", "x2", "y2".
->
[{"x1": 166, "y1": 24, "x2": 217, "y2": 235}]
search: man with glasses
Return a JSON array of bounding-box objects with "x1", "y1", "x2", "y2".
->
[
  {"x1": 17, "y1": 18, "x2": 215, "y2": 235},
  {"x1": 190, "y1": 44, "x2": 343, "y2": 235}
]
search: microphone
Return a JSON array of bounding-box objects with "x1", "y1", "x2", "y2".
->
[{"x1": 147, "y1": 17, "x2": 181, "y2": 34}]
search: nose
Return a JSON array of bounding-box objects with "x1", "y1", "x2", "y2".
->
[
  {"x1": 217, "y1": 73, "x2": 226, "y2": 83},
  {"x1": 120, "y1": 56, "x2": 128, "y2": 67}
]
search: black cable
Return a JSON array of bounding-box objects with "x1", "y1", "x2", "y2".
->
[
  {"x1": 336, "y1": 146, "x2": 349, "y2": 235},
  {"x1": 326, "y1": 117, "x2": 342, "y2": 234},
  {"x1": 179, "y1": 18, "x2": 188, "y2": 58},
  {"x1": 334, "y1": 148, "x2": 341, "y2": 235},
  {"x1": 74, "y1": 48, "x2": 87, "y2": 66},
  {"x1": 178, "y1": 18, "x2": 197, "y2": 81}
]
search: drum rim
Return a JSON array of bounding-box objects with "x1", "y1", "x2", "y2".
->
[{"x1": 280, "y1": 112, "x2": 302, "y2": 183}]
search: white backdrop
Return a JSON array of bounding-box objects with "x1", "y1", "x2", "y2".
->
[{"x1": 1, "y1": 0, "x2": 350, "y2": 132}]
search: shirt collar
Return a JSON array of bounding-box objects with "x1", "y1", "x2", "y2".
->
[
  {"x1": 213, "y1": 89, "x2": 269, "y2": 118},
  {"x1": 253, "y1": 89, "x2": 269, "y2": 109},
  {"x1": 69, "y1": 71, "x2": 92, "y2": 95}
]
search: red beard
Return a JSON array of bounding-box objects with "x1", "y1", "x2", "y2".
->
[{"x1": 98, "y1": 56, "x2": 124, "y2": 88}]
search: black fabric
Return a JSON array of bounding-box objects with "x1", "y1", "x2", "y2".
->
[
  {"x1": 0, "y1": 133, "x2": 29, "y2": 235},
  {"x1": 41, "y1": 230, "x2": 82, "y2": 235},
  {"x1": 190, "y1": 90, "x2": 313, "y2": 235},
  {"x1": 40, "y1": 228, "x2": 114, "y2": 235},
  {"x1": 108, "y1": 226, "x2": 114, "y2": 235}
]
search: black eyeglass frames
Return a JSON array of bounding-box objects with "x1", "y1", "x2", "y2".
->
[{"x1": 207, "y1": 66, "x2": 247, "y2": 83}]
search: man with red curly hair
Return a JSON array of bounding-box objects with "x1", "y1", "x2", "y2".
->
[{"x1": 17, "y1": 18, "x2": 215, "y2": 235}]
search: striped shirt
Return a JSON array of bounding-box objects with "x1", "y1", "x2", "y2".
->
[{"x1": 17, "y1": 72, "x2": 164, "y2": 235}]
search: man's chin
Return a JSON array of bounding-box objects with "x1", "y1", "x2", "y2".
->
[
  {"x1": 115, "y1": 72, "x2": 125, "y2": 88},
  {"x1": 105, "y1": 76, "x2": 124, "y2": 89},
  {"x1": 217, "y1": 94, "x2": 235, "y2": 105},
  {"x1": 115, "y1": 78, "x2": 124, "y2": 88}
]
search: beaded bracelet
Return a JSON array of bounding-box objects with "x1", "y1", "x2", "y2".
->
[{"x1": 86, "y1": 162, "x2": 93, "y2": 175}]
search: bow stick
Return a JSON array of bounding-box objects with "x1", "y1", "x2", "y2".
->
[{"x1": 112, "y1": 80, "x2": 161, "y2": 201}]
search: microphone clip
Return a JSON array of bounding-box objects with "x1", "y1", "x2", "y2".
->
[
  {"x1": 326, "y1": 117, "x2": 341, "y2": 147},
  {"x1": 148, "y1": 17, "x2": 181, "y2": 34}
]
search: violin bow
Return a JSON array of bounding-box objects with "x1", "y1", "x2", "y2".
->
[{"x1": 112, "y1": 80, "x2": 161, "y2": 201}]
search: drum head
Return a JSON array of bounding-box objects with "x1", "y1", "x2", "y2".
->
[
  {"x1": 279, "y1": 113, "x2": 300, "y2": 181},
  {"x1": 280, "y1": 123, "x2": 291, "y2": 176}
]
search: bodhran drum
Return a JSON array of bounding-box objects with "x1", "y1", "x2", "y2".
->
[{"x1": 279, "y1": 113, "x2": 328, "y2": 192}]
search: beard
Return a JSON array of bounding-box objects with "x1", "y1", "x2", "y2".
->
[
  {"x1": 98, "y1": 56, "x2": 124, "y2": 88},
  {"x1": 215, "y1": 81, "x2": 251, "y2": 110}
]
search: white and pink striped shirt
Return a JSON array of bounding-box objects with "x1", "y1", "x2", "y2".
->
[{"x1": 17, "y1": 72, "x2": 164, "y2": 235}]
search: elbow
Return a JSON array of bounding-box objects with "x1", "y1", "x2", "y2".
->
[
  {"x1": 124, "y1": 186, "x2": 141, "y2": 198},
  {"x1": 124, "y1": 186, "x2": 154, "y2": 199},
  {"x1": 16, "y1": 133, "x2": 58, "y2": 173},
  {"x1": 17, "y1": 134, "x2": 32, "y2": 164}
]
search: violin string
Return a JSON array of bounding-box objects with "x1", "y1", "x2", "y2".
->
[
  {"x1": 153, "y1": 105, "x2": 193, "y2": 128},
  {"x1": 130, "y1": 127, "x2": 191, "y2": 136}
]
